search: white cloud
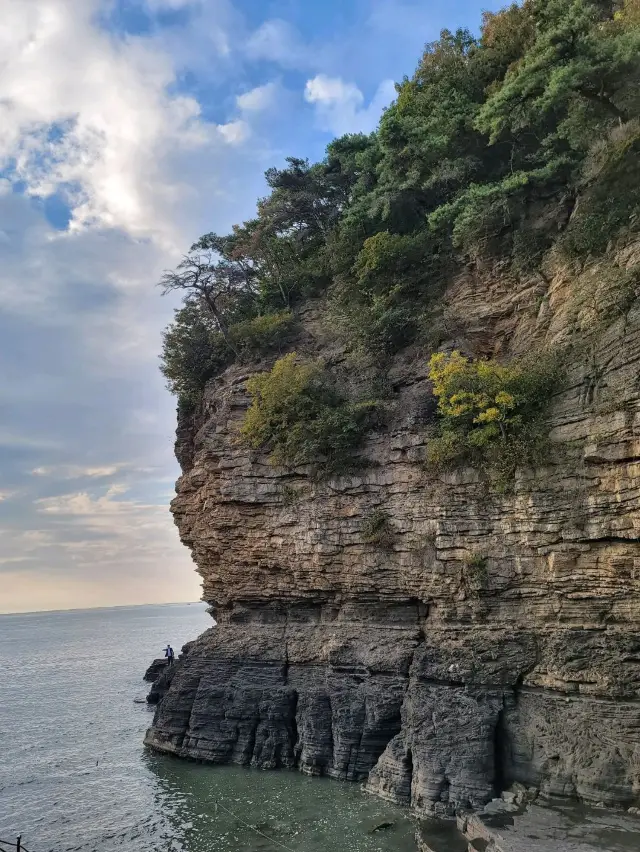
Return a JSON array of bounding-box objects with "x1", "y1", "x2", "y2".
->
[
  {"x1": 237, "y1": 82, "x2": 279, "y2": 113},
  {"x1": 29, "y1": 483, "x2": 184, "y2": 548},
  {"x1": 35, "y1": 486, "x2": 150, "y2": 518},
  {"x1": 25, "y1": 485, "x2": 192, "y2": 592},
  {"x1": 218, "y1": 119, "x2": 251, "y2": 144},
  {"x1": 144, "y1": 0, "x2": 193, "y2": 8},
  {"x1": 0, "y1": 0, "x2": 245, "y2": 244},
  {"x1": 304, "y1": 74, "x2": 396, "y2": 135},
  {"x1": 305, "y1": 75, "x2": 364, "y2": 116},
  {"x1": 0, "y1": 0, "x2": 414, "y2": 614},
  {"x1": 31, "y1": 465, "x2": 122, "y2": 479},
  {"x1": 246, "y1": 19, "x2": 306, "y2": 68}
]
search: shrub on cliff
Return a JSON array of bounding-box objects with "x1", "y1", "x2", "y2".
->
[
  {"x1": 161, "y1": 302, "x2": 299, "y2": 408},
  {"x1": 427, "y1": 350, "x2": 559, "y2": 486},
  {"x1": 330, "y1": 231, "x2": 446, "y2": 356},
  {"x1": 241, "y1": 353, "x2": 379, "y2": 473},
  {"x1": 228, "y1": 311, "x2": 297, "y2": 360},
  {"x1": 361, "y1": 508, "x2": 394, "y2": 547}
]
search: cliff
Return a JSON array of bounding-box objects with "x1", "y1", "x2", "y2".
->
[{"x1": 145, "y1": 241, "x2": 640, "y2": 817}]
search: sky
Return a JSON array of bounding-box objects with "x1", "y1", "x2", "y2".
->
[{"x1": 0, "y1": 0, "x2": 504, "y2": 614}]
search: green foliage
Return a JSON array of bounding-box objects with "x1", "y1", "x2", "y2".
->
[
  {"x1": 331, "y1": 230, "x2": 447, "y2": 356},
  {"x1": 463, "y1": 553, "x2": 489, "y2": 594},
  {"x1": 280, "y1": 484, "x2": 307, "y2": 506},
  {"x1": 160, "y1": 302, "x2": 230, "y2": 408},
  {"x1": 563, "y1": 122, "x2": 640, "y2": 256},
  {"x1": 361, "y1": 508, "x2": 394, "y2": 546},
  {"x1": 477, "y1": 1, "x2": 637, "y2": 141},
  {"x1": 228, "y1": 311, "x2": 296, "y2": 359},
  {"x1": 160, "y1": 0, "x2": 640, "y2": 387},
  {"x1": 352, "y1": 299, "x2": 418, "y2": 357},
  {"x1": 241, "y1": 353, "x2": 379, "y2": 473},
  {"x1": 427, "y1": 350, "x2": 559, "y2": 486}
]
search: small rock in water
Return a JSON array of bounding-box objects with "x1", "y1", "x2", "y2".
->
[{"x1": 367, "y1": 820, "x2": 394, "y2": 833}]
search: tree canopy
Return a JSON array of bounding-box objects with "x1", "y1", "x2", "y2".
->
[{"x1": 161, "y1": 0, "x2": 640, "y2": 407}]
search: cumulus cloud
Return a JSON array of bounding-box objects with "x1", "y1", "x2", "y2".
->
[
  {"x1": 217, "y1": 119, "x2": 251, "y2": 144},
  {"x1": 37, "y1": 484, "x2": 154, "y2": 519},
  {"x1": 0, "y1": 0, "x2": 246, "y2": 244},
  {"x1": 0, "y1": 0, "x2": 430, "y2": 613},
  {"x1": 304, "y1": 74, "x2": 396, "y2": 135},
  {"x1": 31, "y1": 485, "x2": 187, "y2": 569},
  {"x1": 246, "y1": 19, "x2": 307, "y2": 68},
  {"x1": 237, "y1": 82, "x2": 280, "y2": 113}
]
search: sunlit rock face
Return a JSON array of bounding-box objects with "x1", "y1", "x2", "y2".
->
[{"x1": 146, "y1": 244, "x2": 640, "y2": 817}]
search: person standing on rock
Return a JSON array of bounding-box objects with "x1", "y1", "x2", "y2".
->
[{"x1": 164, "y1": 644, "x2": 175, "y2": 666}]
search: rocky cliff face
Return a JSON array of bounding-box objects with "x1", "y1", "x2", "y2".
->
[{"x1": 145, "y1": 244, "x2": 640, "y2": 817}]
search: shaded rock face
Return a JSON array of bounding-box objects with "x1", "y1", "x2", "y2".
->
[
  {"x1": 144, "y1": 658, "x2": 168, "y2": 683},
  {"x1": 146, "y1": 252, "x2": 640, "y2": 817}
]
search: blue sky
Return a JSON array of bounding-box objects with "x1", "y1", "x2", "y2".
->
[{"x1": 0, "y1": 0, "x2": 504, "y2": 613}]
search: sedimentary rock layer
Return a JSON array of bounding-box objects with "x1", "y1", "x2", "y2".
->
[{"x1": 146, "y1": 249, "x2": 640, "y2": 816}]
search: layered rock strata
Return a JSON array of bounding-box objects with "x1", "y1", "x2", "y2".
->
[{"x1": 146, "y1": 249, "x2": 640, "y2": 817}]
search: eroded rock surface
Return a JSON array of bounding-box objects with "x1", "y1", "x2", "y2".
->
[
  {"x1": 460, "y1": 799, "x2": 640, "y2": 852},
  {"x1": 145, "y1": 250, "x2": 640, "y2": 817},
  {"x1": 144, "y1": 658, "x2": 168, "y2": 682}
]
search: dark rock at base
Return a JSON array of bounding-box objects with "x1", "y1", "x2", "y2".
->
[
  {"x1": 146, "y1": 664, "x2": 178, "y2": 704},
  {"x1": 366, "y1": 820, "x2": 394, "y2": 834},
  {"x1": 144, "y1": 614, "x2": 414, "y2": 773},
  {"x1": 416, "y1": 818, "x2": 468, "y2": 852},
  {"x1": 144, "y1": 658, "x2": 168, "y2": 682},
  {"x1": 144, "y1": 644, "x2": 195, "y2": 703}
]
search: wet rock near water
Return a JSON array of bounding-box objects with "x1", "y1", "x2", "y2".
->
[
  {"x1": 415, "y1": 818, "x2": 468, "y2": 852},
  {"x1": 460, "y1": 798, "x2": 640, "y2": 852}
]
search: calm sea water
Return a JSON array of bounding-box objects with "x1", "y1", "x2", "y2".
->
[{"x1": 0, "y1": 603, "x2": 418, "y2": 852}]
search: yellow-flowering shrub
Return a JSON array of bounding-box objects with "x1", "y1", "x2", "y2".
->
[{"x1": 427, "y1": 350, "x2": 558, "y2": 486}]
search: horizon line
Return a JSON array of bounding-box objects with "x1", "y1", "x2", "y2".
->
[{"x1": 0, "y1": 600, "x2": 206, "y2": 617}]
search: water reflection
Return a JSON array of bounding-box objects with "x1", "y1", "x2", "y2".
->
[{"x1": 145, "y1": 753, "x2": 418, "y2": 852}]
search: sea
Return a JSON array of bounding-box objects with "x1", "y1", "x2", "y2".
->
[{"x1": 0, "y1": 603, "x2": 418, "y2": 852}]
